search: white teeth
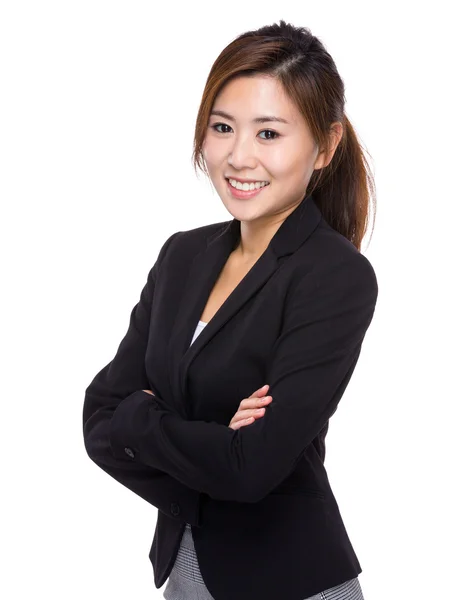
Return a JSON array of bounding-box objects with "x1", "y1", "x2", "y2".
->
[{"x1": 228, "y1": 178, "x2": 270, "y2": 191}]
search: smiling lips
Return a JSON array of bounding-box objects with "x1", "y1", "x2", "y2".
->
[
  {"x1": 228, "y1": 177, "x2": 270, "y2": 191},
  {"x1": 226, "y1": 178, "x2": 270, "y2": 199}
]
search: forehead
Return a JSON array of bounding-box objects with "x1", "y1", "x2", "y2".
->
[{"x1": 213, "y1": 75, "x2": 299, "y2": 125}]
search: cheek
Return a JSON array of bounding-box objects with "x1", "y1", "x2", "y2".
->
[
  {"x1": 272, "y1": 150, "x2": 311, "y2": 181},
  {"x1": 201, "y1": 138, "x2": 209, "y2": 161},
  {"x1": 202, "y1": 138, "x2": 224, "y2": 166},
  {"x1": 267, "y1": 146, "x2": 298, "y2": 175}
]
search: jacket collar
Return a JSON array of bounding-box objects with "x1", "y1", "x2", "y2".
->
[
  {"x1": 166, "y1": 194, "x2": 322, "y2": 416},
  {"x1": 205, "y1": 191, "x2": 321, "y2": 258}
]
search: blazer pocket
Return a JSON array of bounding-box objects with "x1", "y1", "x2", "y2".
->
[{"x1": 269, "y1": 483, "x2": 326, "y2": 499}]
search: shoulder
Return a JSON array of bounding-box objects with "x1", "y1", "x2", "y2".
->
[
  {"x1": 165, "y1": 219, "x2": 230, "y2": 250},
  {"x1": 290, "y1": 219, "x2": 378, "y2": 300},
  {"x1": 154, "y1": 219, "x2": 231, "y2": 269}
]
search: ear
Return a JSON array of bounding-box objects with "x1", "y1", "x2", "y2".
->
[{"x1": 314, "y1": 121, "x2": 344, "y2": 170}]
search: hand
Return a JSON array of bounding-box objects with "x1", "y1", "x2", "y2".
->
[
  {"x1": 228, "y1": 384, "x2": 272, "y2": 430},
  {"x1": 142, "y1": 389, "x2": 155, "y2": 396}
]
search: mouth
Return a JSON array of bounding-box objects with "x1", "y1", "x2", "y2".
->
[{"x1": 225, "y1": 177, "x2": 270, "y2": 200}]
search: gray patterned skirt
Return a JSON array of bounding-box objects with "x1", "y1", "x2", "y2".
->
[{"x1": 163, "y1": 524, "x2": 364, "y2": 600}]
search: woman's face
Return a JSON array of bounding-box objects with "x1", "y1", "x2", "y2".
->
[{"x1": 202, "y1": 74, "x2": 336, "y2": 225}]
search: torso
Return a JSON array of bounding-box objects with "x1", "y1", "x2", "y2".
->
[{"x1": 199, "y1": 250, "x2": 261, "y2": 325}]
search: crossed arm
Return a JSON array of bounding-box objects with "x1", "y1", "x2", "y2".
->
[{"x1": 83, "y1": 251, "x2": 378, "y2": 506}]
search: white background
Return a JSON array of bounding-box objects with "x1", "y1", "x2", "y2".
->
[{"x1": 1, "y1": 2, "x2": 455, "y2": 599}]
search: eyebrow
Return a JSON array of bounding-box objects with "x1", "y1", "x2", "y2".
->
[{"x1": 210, "y1": 109, "x2": 290, "y2": 125}]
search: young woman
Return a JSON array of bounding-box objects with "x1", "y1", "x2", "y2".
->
[{"x1": 83, "y1": 20, "x2": 378, "y2": 600}]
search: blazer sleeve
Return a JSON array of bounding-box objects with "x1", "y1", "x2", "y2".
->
[
  {"x1": 107, "y1": 253, "x2": 379, "y2": 504},
  {"x1": 82, "y1": 231, "x2": 204, "y2": 526}
]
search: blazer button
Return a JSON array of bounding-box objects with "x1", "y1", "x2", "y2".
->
[
  {"x1": 124, "y1": 447, "x2": 135, "y2": 458},
  {"x1": 170, "y1": 502, "x2": 180, "y2": 516}
]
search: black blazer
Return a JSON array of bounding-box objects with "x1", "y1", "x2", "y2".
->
[{"x1": 82, "y1": 195, "x2": 378, "y2": 600}]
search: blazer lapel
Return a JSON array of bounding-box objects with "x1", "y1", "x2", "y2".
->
[{"x1": 166, "y1": 194, "x2": 322, "y2": 416}]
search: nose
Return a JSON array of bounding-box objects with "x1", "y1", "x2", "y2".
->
[{"x1": 228, "y1": 135, "x2": 258, "y2": 170}]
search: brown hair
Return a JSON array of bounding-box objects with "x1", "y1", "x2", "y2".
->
[{"x1": 191, "y1": 20, "x2": 376, "y2": 251}]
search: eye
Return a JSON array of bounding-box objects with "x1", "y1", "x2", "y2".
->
[
  {"x1": 259, "y1": 129, "x2": 280, "y2": 141},
  {"x1": 210, "y1": 122, "x2": 280, "y2": 141}
]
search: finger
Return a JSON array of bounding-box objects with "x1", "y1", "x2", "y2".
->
[
  {"x1": 229, "y1": 412, "x2": 247, "y2": 426},
  {"x1": 229, "y1": 417, "x2": 254, "y2": 430},
  {"x1": 231, "y1": 406, "x2": 267, "y2": 426},
  {"x1": 239, "y1": 385, "x2": 269, "y2": 408},
  {"x1": 240, "y1": 394, "x2": 272, "y2": 410},
  {"x1": 229, "y1": 408, "x2": 258, "y2": 426},
  {"x1": 244, "y1": 385, "x2": 269, "y2": 402}
]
